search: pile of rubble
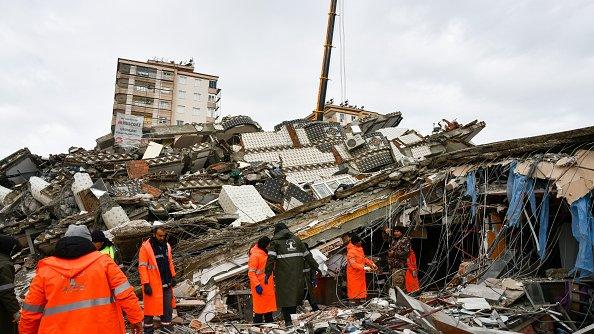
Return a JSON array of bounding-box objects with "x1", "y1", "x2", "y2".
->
[{"x1": 1, "y1": 113, "x2": 593, "y2": 333}]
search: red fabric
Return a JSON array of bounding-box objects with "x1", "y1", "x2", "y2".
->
[
  {"x1": 19, "y1": 252, "x2": 142, "y2": 334},
  {"x1": 346, "y1": 242, "x2": 375, "y2": 300},
  {"x1": 138, "y1": 239, "x2": 176, "y2": 316},
  {"x1": 405, "y1": 249, "x2": 420, "y2": 293},
  {"x1": 247, "y1": 245, "x2": 277, "y2": 314}
]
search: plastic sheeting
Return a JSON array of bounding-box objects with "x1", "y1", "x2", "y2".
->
[
  {"x1": 537, "y1": 191, "x2": 550, "y2": 260},
  {"x1": 465, "y1": 171, "x2": 478, "y2": 222},
  {"x1": 569, "y1": 192, "x2": 594, "y2": 278},
  {"x1": 506, "y1": 162, "x2": 536, "y2": 227}
]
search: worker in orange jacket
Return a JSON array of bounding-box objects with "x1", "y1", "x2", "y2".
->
[
  {"x1": 19, "y1": 224, "x2": 143, "y2": 334},
  {"x1": 247, "y1": 236, "x2": 277, "y2": 323},
  {"x1": 405, "y1": 249, "x2": 420, "y2": 293},
  {"x1": 139, "y1": 223, "x2": 176, "y2": 334},
  {"x1": 346, "y1": 235, "x2": 377, "y2": 300}
]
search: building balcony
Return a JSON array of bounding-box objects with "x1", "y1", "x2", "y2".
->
[
  {"x1": 114, "y1": 85, "x2": 130, "y2": 95},
  {"x1": 208, "y1": 87, "x2": 221, "y2": 95},
  {"x1": 117, "y1": 72, "x2": 158, "y2": 83},
  {"x1": 207, "y1": 101, "x2": 219, "y2": 110}
]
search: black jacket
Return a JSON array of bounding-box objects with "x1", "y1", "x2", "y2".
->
[
  {"x1": 265, "y1": 228, "x2": 318, "y2": 307},
  {"x1": 0, "y1": 235, "x2": 20, "y2": 333}
]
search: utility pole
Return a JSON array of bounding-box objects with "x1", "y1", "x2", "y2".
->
[{"x1": 315, "y1": 0, "x2": 338, "y2": 121}]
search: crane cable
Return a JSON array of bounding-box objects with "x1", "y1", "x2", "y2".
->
[{"x1": 338, "y1": 0, "x2": 348, "y2": 103}]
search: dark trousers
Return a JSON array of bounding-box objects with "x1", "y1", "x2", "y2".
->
[
  {"x1": 281, "y1": 306, "x2": 297, "y2": 326},
  {"x1": 253, "y1": 312, "x2": 274, "y2": 324},
  {"x1": 305, "y1": 290, "x2": 319, "y2": 311},
  {"x1": 144, "y1": 287, "x2": 174, "y2": 334}
]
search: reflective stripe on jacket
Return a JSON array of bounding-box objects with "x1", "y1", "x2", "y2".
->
[
  {"x1": 248, "y1": 245, "x2": 277, "y2": 314},
  {"x1": 138, "y1": 239, "x2": 176, "y2": 316},
  {"x1": 346, "y1": 242, "x2": 375, "y2": 300},
  {"x1": 19, "y1": 251, "x2": 142, "y2": 334}
]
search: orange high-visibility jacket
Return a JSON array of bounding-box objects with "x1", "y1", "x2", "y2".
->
[
  {"x1": 138, "y1": 239, "x2": 176, "y2": 316},
  {"x1": 405, "y1": 249, "x2": 420, "y2": 293},
  {"x1": 247, "y1": 244, "x2": 277, "y2": 314},
  {"x1": 19, "y1": 251, "x2": 143, "y2": 334},
  {"x1": 346, "y1": 242, "x2": 375, "y2": 300}
]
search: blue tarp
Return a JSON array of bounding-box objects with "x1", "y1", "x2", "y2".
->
[
  {"x1": 506, "y1": 162, "x2": 536, "y2": 227},
  {"x1": 569, "y1": 193, "x2": 594, "y2": 278},
  {"x1": 465, "y1": 171, "x2": 478, "y2": 222},
  {"x1": 537, "y1": 191, "x2": 550, "y2": 259}
]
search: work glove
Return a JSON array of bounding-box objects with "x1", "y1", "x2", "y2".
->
[
  {"x1": 130, "y1": 322, "x2": 143, "y2": 334},
  {"x1": 264, "y1": 274, "x2": 270, "y2": 285},
  {"x1": 255, "y1": 285, "x2": 264, "y2": 295},
  {"x1": 144, "y1": 283, "x2": 153, "y2": 296},
  {"x1": 13, "y1": 312, "x2": 20, "y2": 323}
]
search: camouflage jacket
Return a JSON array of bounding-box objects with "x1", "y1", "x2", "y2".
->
[{"x1": 387, "y1": 237, "x2": 411, "y2": 269}]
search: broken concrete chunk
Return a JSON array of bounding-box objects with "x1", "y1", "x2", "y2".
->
[
  {"x1": 101, "y1": 204, "x2": 130, "y2": 229},
  {"x1": 71, "y1": 173, "x2": 93, "y2": 211},
  {"x1": 459, "y1": 284, "x2": 504, "y2": 302},
  {"x1": 218, "y1": 185, "x2": 275, "y2": 225},
  {"x1": 29, "y1": 176, "x2": 53, "y2": 206}
]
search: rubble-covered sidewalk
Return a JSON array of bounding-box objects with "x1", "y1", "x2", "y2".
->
[{"x1": 1, "y1": 113, "x2": 593, "y2": 333}]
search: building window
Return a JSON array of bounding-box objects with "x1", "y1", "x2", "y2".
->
[
  {"x1": 176, "y1": 120, "x2": 184, "y2": 125},
  {"x1": 133, "y1": 97, "x2": 153, "y2": 106},
  {"x1": 135, "y1": 85, "x2": 148, "y2": 92},
  {"x1": 339, "y1": 113, "x2": 345, "y2": 122},
  {"x1": 207, "y1": 107, "x2": 216, "y2": 118},
  {"x1": 177, "y1": 105, "x2": 186, "y2": 113},
  {"x1": 193, "y1": 92, "x2": 201, "y2": 101},
  {"x1": 351, "y1": 115, "x2": 356, "y2": 121},
  {"x1": 178, "y1": 75, "x2": 187, "y2": 85},
  {"x1": 159, "y1": 100, "x2": 170, "y2": 109},
  {"x1": 158, "y1": 117, "x2": 168, "y2": 124},
  {"x1": 162, "y1": 71, "x2": 173, "y2": 80},
  {"x1": 209, "y1": 80, "x2": 217, "y2": 89},
  {"x1": 208, "y1": 94, "x2": 216, "y2": 102},
  {"x1": 194, "y1": 78, "x2": 202, "y2": 86},
  {"x1": 137, "y1": 66, "x2": 156, "y2": 78},
  {"x1": 178, "y1": 90, "x2": 186, "y2": 99},
  {"x1": 193, "y1": 107, "x2": 201, "y2": 115}
]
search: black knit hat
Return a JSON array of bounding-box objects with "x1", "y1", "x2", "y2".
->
[
  {"x1": 274, "y1": 223, "x2": 288, "y2": 234},
  {"x1": 91, "y1": 230, "x2": 109, "y2": 243}
]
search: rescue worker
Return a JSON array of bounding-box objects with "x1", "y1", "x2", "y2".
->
[
  {"x1": 247, "y1": 236, "x2": 276, "y2": 324},
  {"x1": 405, "y1": 248, "x2": 420, "y2": 293},
  {"x1": 91, "y1": 230, "x2": 122, "y2": 265},
  {"x1": 346, "y1": 235, "x2": 377, "y2": 300},
  {"x1": 0, "y1": 234, "x2": 21, "y2": 334},
  {"x1": 139, "y1": 222, "x2": 176, "y2": 334},
  {"x1": 265, "y1": 223, "x2": 318, "y2": 327},
  {"x1": 19, "y1": 225, "x2": 143, "y2": 334},
  {"x1": 386, "y1": 226, "x2": 411, "y2": 291}
]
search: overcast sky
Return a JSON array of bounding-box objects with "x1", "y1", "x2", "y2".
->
[{"x1": 1, "y1": 1, "x2": 593, "y2": 157}]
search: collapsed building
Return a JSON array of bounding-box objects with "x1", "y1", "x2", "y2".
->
[{"x1": 1, "y1": 113, "x2": 593, "y2": 333}]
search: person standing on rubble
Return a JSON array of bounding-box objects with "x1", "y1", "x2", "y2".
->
[
  {"x1": 91, "y1": 230, "x2": 122, "y2": 265},
  {"x1": 19, "y1": 225, "x2": 143, "y2": 334},
  {"x1": 248, "y1": 236, "x2": 277, "y2": 324},
  {"x1": 346, "y1": 235, "x2": 378, "y2": 300},
  {"x1": 265, "y1": 223, "x2": 318, "y2": 327},
  {"x1": 139, "y1": 222, "x2": 177, "y2": 334},
  {"x1": 386, "y1": 226, "x2": 411, "y2": 291},
  {"x1": 0, "y1": 235, "x2": 21, "y2": 334}
]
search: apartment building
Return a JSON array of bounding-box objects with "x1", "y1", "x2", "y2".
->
[{"x1": 112, "y1": 58, "x2": 221, "y2": 129}]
